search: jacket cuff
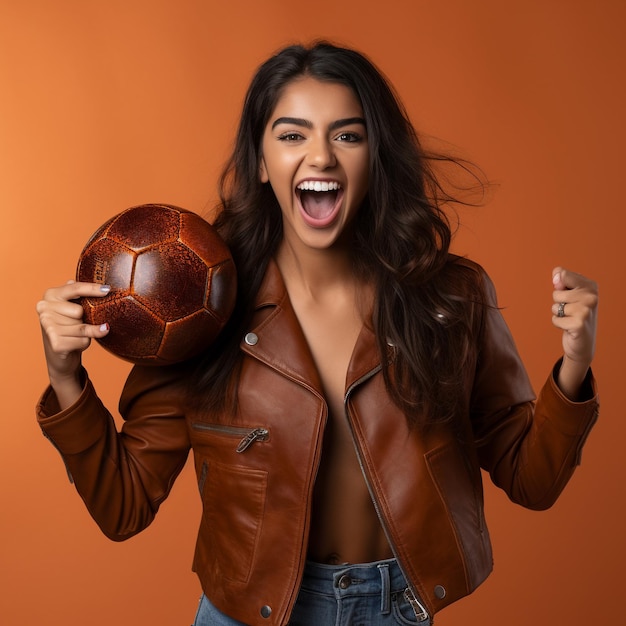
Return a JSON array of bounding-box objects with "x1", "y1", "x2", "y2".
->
[
  {"x1": 36, "y1": 370, "x2": 108, "y2": 455},
  {"x1": 539, "y1": 361, "x2": 599, "y2": 437}
]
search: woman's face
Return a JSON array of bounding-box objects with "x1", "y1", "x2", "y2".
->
[{"x1": 260, "y1": 76, "x2": 369, "y2": 252}]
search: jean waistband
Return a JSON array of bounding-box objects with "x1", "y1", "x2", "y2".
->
[{"x1": 301, "y1": 558, "x2": 408, "y2": 596}]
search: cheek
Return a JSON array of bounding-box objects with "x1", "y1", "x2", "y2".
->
[
  {"x1": 262, "y1": 149, "x2": 287, "y2": 180},
  {"x1": 261, "y1": 160, "x2": 295, "y2": 213}
]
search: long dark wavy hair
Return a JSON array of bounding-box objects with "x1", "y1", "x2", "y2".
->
[{"x1": 189, "y1": 41, "x2": 487, "y2": 426}]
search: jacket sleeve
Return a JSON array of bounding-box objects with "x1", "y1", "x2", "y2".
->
[
  {"x1": 36, "y1": 365, "x2": 191, "y2": 540},
  {"x1": 469, "y1": 271, "x2": 599, "y2": 510}
]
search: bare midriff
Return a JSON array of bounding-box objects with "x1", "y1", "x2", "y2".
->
[{"x1": 306, "y1": 399, "x2": 394, "y2": 565}]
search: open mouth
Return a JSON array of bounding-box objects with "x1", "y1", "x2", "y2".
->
[{"x1": 296, "y1": 180, "x2": 343, "y2": 226}]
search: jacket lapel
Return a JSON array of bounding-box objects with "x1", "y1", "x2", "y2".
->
[
  {"x1": 345, "y1": 321, "x2": 383, "y2": 393},
  {"x1": 240, "y1": 260, "x2": 325, "y2": 398}
]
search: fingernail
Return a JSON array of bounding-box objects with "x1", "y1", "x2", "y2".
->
[
  {"x1": 99, "y1": 323, "x2": 109, "y2": 332},
  {"x1": 100, "y1": 285, "x2": 111, "y2": 293},
  {"x1": 552, "y1": 272, "x2": 560, "y2": 286}
]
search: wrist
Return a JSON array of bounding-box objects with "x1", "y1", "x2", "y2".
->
[
  {"x1": 556, "y1": 355, "x2": 591, "y2": 401},
  {"x1": 48, "y1": 368, "x2": 85, "y2": 411}
]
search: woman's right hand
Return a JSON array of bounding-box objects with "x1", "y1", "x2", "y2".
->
[{"x1": 36, "y1": 280, "x2": 111, "y2": 409}]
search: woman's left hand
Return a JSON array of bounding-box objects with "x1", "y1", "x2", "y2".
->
[{"x1": 551, "y1": 267, "x2": 599, "y2": 400}]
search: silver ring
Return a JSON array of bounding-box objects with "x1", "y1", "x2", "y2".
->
[{"x1": 557, "y1": 302, "x2": 566, "y2": 318}]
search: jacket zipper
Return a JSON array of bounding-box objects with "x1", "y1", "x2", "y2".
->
[
  {"x1": 256, "y1": 369, "x2": 328, "y2": 625},
  {"x1": 191, "y1": 423, "x2": 269, "y2": 453},
  {"x1": 344, "y1": 368, "x2": 430, "y2": 623}
]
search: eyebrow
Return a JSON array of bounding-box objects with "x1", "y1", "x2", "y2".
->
[{"x1": 271, "y1": 116, "x2": 366, "y2": 131}]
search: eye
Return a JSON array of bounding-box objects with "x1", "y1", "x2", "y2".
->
[
  {"x1": 277, "y1": 132, "x2": 305, "y2": 142},
  {"x1": 335, "y1": 131, "x2": 363, "y2": 143}
]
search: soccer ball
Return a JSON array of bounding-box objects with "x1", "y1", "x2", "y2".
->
[{"x1": 76, "y1": 203, "x2": 237, "y2": 366}]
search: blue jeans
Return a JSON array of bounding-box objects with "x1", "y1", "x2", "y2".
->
[{"x1": 193, "y1": 558, "x2": 431, "y2": 625}]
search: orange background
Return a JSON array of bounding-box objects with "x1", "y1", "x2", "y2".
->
[{"x1": 1, "y1": 1, "x2": 624, "y2": 624}]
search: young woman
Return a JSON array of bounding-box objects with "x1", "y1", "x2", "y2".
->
[{"x1": 36, "y1": 42, "x2": 599, "y2": 625}]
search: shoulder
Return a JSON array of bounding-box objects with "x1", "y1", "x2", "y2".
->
[
  {"x1": 442, "y1": 254, "x2": 489, "y2": 297},
  {"x1": 446, "y1": 253, "x2": 485, "y2": 275},
  {"x1": 436, "y1": 255, "x2": 498, "y2": 336},
  {"x1": 120, "y1": 361, "x2": 195, "y2": 414}
]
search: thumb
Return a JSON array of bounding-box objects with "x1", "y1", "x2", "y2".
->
[{"x1": 552, "y1": 267, "x2": 566, "y2": 291}]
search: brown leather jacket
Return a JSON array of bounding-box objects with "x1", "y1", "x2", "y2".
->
[{"x1": 37, "y1": 259, "x2": 598, "y2": 625}]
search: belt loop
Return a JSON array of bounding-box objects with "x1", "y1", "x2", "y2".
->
[{"x1": 377, "y1": 563, "x2": 391, "y2": 614}]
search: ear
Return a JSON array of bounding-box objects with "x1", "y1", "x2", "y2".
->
[{"x1": 259, "y1": 157, "x2": 269, "y2": 183}]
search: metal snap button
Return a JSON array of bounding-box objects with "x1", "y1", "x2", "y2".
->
[
  {"x1": 338, "y1": 574, "x2": 352, "y2": 589},
  {"x1": 434, "y1": 584, "x2": 446, "y2": 599},
  {"x1": 260, "y1": 604, "x2": 272, "y2": 618},
  {"x1": 244, "y1": 332, "x2": 258, "y2": 346}
]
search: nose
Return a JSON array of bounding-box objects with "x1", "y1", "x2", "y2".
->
[{"x1": 306, "y1": 136, "x2": 336, "y2": 169}]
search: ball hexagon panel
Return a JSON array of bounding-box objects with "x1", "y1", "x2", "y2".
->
[
  {"x1": 157, "y1": 310, "x2": 222, "y2": 363},
  {"x1": 206, "y1": 261, "x2": 238, "y2": 322},
  {"x1": 95, "y1": 296, "x2": 166, "y2": 360},
  {"x1": 133, "y1": 244, "x2": 209, "y2": 320},
  {"x1": 79, "y1": 238, "x2": 135, "y2": 308},
  {"x1": 107, "y1": 204, "x2": 180, "y2": 251}
]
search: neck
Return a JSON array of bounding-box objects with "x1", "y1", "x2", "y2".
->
[
  {"x1": 275, "y1": 233, "x2": 376, "y2": 331},
  {"x1": 275, "y1": 238, "x2": 355, "y2": 299}
]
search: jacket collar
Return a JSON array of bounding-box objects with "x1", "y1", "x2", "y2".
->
[{"x1": 241, "y1": 259, "x2": 382, "y2": 396}]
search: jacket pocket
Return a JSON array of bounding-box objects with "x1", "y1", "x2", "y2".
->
[
  {"x1": 200, "y1": 459, "x2": 268, "y2": 584},
  {"x1": 425, "y1": 441, "x2": 490, "y2": 586},
  {"x1": 191, "y1": 422, "x2": 270, "y2": 584}
]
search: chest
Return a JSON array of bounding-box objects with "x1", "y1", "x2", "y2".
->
[{"x1": 289, "y1": 295, "x2": 365, "y2": 419}]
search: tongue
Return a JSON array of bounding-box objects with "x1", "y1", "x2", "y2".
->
[{"x1": 301, "y1": 191, "x2": 337, "y2": 219}]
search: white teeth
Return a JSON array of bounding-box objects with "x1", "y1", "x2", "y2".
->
[{"x1": 297, "y1": 181, "x2": 341, "y2": 191}]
